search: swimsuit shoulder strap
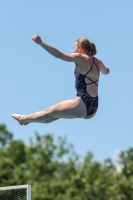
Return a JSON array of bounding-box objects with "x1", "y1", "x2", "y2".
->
[
  {"x1": 84, "y1": 57, "x2": 94, "y2": 76},
  {"x1": 93, "y1": 58, "x2": 99, "y2": 75},
  {"x1": 85, "y1": 57, "x2": 99, "y2": 87},
  {"x1": 85, "y1": 57, "x2": 99, "y2": 76}
]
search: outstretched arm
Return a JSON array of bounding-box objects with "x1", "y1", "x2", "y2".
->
[
  {"x1": 32, "y1": 34, "x2": 87, "y2": 65},
  {"x1": 32, "y1": 34, "x2": 61, "y2": 58}
]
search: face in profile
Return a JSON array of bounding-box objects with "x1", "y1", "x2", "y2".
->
[{"x1": 74, "y1": 42, "x2": 80, "y2": 53}]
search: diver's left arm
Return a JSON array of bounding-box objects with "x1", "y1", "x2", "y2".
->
[{"x1": 32, "y1": 34, "x2": 86, "y2": 65}]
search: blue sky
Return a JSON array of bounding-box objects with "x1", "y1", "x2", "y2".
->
[{"x1": 1, "y1": 0, "x2": 133, "y2": 164}]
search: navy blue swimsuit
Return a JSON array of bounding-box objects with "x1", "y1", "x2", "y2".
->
[{"x1": 74, "y1": 57, "x2": 99, "y2": 117}]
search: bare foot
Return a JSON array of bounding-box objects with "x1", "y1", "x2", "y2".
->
[{"x1": 11, "y1": 114, "x2": 29, "y2": 125}]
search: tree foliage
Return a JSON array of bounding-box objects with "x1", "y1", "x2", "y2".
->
[{"x1": 0, "y1": 124, "x2": 133, "y2": 199}]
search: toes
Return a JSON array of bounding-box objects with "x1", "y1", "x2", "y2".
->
[
  {"x1": 11, "y1": 114, "x2": 27, "y2": 125},
  {"x1": 11, "y1": 114, "x2": 22, "y2": 124},
  {"x1": 11, "y1": 114, "x2": 16, "y2": 119}
]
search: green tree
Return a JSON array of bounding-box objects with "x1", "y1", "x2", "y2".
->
[
  {"x1": 1, "y1": 124, "x2": 133, "y2": 199},
  {"x1": 0, "y1": 124, "x2": 14, "y2": 185},
  {"x1": 0, "y1": 124, "x2": 12, "y2": 148},
  {"x1": 114, "y1": 148, "x2": 133, "y2": 200}
]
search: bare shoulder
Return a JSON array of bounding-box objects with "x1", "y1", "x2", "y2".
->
[{"x1": 73, "y1": 53, "x2": 90, "y2": 68}]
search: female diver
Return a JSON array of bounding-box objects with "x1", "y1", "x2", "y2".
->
[{"x1": 12, "y1": 34, "x2": 110, "y2": 125}]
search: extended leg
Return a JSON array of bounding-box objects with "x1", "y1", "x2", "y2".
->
[
  {"x1": 22, "y1": 118, "x2": 60, "y2": 125},
  {"x1": 11, "y1": 97, "x2": 87, "y2": 125}
]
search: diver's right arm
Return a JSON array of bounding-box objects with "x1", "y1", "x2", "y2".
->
[{"x1": 99, "y1": 60, "x2": 110, "y2": 75}]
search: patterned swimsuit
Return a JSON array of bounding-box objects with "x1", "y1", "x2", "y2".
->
[{"x1": 74, "y1": 57, "x2": 99, "y2": 117}]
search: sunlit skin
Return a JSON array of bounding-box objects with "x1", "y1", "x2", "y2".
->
[{"x1": 11, "y1": 34, "x2": 110, "y2": 125}]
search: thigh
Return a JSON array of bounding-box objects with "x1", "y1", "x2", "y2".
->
[{"x1": 46, "y1": 97, "x2": 87, "y2": 119}]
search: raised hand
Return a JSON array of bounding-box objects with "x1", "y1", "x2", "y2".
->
[{"x1": 32, "y1": 34, "x2": 42, "y2": 44}]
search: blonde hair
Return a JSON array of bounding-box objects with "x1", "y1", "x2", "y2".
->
[{"x1": 76, "y1": 37, "x2": 97, "y2": 56}]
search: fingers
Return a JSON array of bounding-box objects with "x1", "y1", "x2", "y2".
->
[
  {"x1": 32, "y1": 34, "x2": 40, "y2": 40},
  {"x1": 32, "y1": 34, "x2": 42, "y2": 44},
  {"x1": 32, "y1": 34, "x2": 37, "y2": 40}
]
